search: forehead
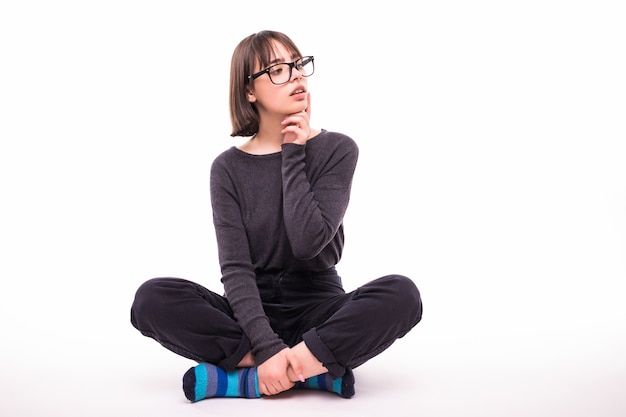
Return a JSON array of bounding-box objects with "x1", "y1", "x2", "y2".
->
[{"x1": 269, "y1": 42, "x2": 296, "y2": 60}]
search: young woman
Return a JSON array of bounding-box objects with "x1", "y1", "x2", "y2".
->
[{"x1": 130, "y1": 30, "x2": 422, "y2": 401}]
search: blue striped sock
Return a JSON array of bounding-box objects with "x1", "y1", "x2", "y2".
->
[
  {"x1": 182, "y1": 363, "x2": 260, "y2": 401},
  {"x1": 293, "y1": 368, "x2": 355, "y2": 398}
]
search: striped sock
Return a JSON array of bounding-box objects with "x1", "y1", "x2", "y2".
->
[
  {"x1": 293, "y1": 368, "x2": 355, "y2": 398},
  {"x1": 182, "y1": 363, "x2": 260, "y2": 401}
]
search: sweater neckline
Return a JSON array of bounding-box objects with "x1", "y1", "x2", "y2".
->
[{"x1": 233, "y1": 129, "x2": 327, "y2": 157}]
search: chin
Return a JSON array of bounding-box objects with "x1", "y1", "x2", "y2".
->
[{"x1": 293, "y1": 102, "x2": 308, "y2": 113}]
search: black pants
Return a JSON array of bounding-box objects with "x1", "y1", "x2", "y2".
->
[{"x1": 130, "y1": 268, "x2": 422, "y2": 378}]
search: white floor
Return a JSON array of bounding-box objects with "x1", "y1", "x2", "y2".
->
[
  {"x1": 1, "y1": 266, "x2": 625, "y2": 417},
  {"x1": 1, "y1": 1, "x2": 625, "y2": 416}
]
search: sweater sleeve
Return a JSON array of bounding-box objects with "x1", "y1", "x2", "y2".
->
[
  {"x1": 281, "y1": 135, "x2": 359, "y2": 260},
  {"x1": 210, "y1": 157, "x2": 288, "y2": 365}
]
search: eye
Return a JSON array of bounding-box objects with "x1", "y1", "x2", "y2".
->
[
  {"x1": 269, "y1": 65, "x2": 285, "y2": 76},
  {"x1": 295, "y1": 56, "x2": 313, "y2": 73}
]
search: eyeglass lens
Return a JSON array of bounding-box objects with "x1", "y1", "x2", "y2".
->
[{"x1": 268, "y1": 57, "x2": 314, "y2": 84}]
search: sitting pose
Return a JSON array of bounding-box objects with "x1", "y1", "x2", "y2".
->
[{"x1": 130, "y1": 30, "x2": 423, "y2": 401}]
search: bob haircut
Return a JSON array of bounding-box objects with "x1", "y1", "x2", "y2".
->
[{"x1": 229, "y1": 30, "x2": 304, "y2": 137}]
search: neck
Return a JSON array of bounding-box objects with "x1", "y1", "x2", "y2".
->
[
  {"x1": 237, "y1": 127, "x2": 283, "y2": 155},
  {"x1": 237, "y1": 115, "x2": 285, "y2": 154}
]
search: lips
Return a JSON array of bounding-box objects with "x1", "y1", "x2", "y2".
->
[{"x1": 291, "y1": 85, "x2": 306, "y2": 96}]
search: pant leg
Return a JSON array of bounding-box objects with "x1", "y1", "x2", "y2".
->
[
  {"x1": 130, "y1": 277, "x2": 251, "y2": 371},
  {"x1": 302, "y1": 274, "x2": 422, "y2": 378}
]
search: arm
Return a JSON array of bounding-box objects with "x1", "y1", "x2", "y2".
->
[
  {"x1": 281, "y1": 137, "x2": 359, "y2": 260},
  {"x1": 210, "y1": 158, "x2": 288, "y2": 365},
  {"x1": 211, "y1": 159, "x2": 304, "y2": 394}
]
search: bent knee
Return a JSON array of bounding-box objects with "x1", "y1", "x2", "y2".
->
[
  {"x1": 383, "y1": 274, "x2": 423, "y2": 325},
  {"x1": 130, "y1": 277, "x2": 185, "y2": 326},
  {"x1": 133, "y1": 278, "x2": 168, "y2": 308}
]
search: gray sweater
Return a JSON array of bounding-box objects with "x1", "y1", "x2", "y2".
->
[{"x1": 210, "y1": 129, "x2": 359, "y2": 364}]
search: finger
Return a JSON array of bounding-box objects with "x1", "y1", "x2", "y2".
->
[
  {"x1": 287, "y1": 354, "x2": 305, "y2": 382},
  {"x1": 280, "y1": 124, "x2": 298, "y2": 134},
  {"x1": 281, "y1": 379, "x2": 295, "y2": 392},
  {"x1": 306, "y1": 92, "x2": 311, "y2": 117},
  {"x1": 281, "y1": 114, "x2": 300, "y2": 127}
]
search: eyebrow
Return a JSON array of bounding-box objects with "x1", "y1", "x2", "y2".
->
[{"x1": 267, "y1": 53, "x2": 300, "y2": 65}]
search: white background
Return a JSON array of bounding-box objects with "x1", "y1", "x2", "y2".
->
[{"x1": 1, "y1": 1, "x2": 625, "y2": 416}]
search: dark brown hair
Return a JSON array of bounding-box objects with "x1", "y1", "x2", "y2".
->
[{"x1": 229, "y1": 30, "x2": 303, "y2": 137}]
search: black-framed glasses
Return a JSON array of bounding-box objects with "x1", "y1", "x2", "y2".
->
[{"x1": 248, "y1": 56, "x2": 314, "y2": 85}]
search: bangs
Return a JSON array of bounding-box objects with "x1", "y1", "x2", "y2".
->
[{"x1": 248, "y1": 32, "x2": 301, "y2": 72}]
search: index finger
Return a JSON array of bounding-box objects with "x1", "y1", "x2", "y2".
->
[{"x1": 305, "y1": 92, "x2": 311, "y2": 118}]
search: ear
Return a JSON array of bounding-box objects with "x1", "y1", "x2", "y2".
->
[{"x1": 246, "y1": 88, "x2": 257, "y2": 103}]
